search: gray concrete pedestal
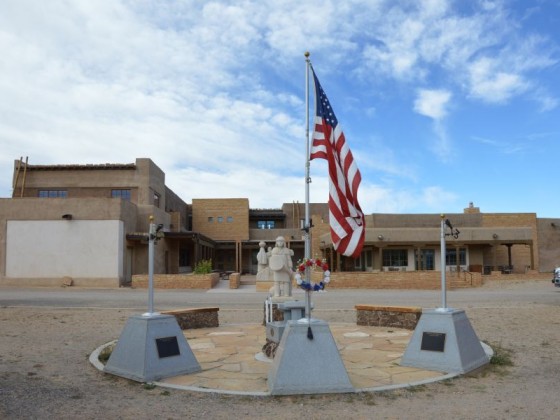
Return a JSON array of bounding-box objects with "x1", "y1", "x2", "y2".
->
[
  {"x1": 268, "y1": 319, "x2": 354, "y2": 395},
  {"x1": 400, "y1": 308, "x2": 489, "y2": 374},
  {"x1": 104, "y1": 314, "x2": 201, "y2": 382}
]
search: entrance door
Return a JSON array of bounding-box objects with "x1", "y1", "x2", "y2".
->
[
  {"x1": 365, "y1": 249, "x2": 373, "y2": 271},
  {"x1": 415, "y1": 249, "x2": 435, "y2": 270}
]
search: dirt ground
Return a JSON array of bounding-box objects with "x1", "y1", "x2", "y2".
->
[{"x1": 1, "y1": 280, "x2": 559, "y2": 419}]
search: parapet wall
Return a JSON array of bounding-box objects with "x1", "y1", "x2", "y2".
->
[
  {"x1": 131, "y1": 273, "x2": 220, "y2": 289},
  {"x1": 325, "y1": 270, "x2": 483, "y2": 289}
]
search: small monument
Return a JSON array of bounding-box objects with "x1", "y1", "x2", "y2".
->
[
  {"x1": 400, "y1": 308, "x2": 489, "y2": 374},
  {"x1": 104, "y1": 218, "x2": 201, "y2": 382},
  {"x1": 400, "y1": 216, "x2": 489, "y2": 374},
  {"x1": 268, "y1": 319, "x2": 354, "y2": 395},
  {"x1": 104, "y1": 313, "x2": 201, "y2": 382}
]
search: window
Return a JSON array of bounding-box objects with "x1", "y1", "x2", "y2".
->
[
  {"x1": 38, "y1": 190, "x2": 67, "y2": 198},
  {"x1": 415, "y1": 249, "x2": 435, "y2": 270},
  {"x1": 227, "y1": 216, "x2": 233, "y2": 223},
  {"x1": 257, "y1": 220, "x2": 275, "y2": 229},
  {"x1": 208, "y1": 217, "x2": 214, "y2": 223},
  {"x1": 217, "y1": 216, "x2": 224, "y2": 223},
  {"x1": 111, "y1": 189, "x2": 131, "y2": 200},
  {"x1": 153, "y1": 192, "x2": 160, "y2": 208},
  {"x1": 382, "y1": 249, "x2": 408, "y2": 267},
  {"x1": 446, "y1": 248, "x2": 466, "y2": 266}
]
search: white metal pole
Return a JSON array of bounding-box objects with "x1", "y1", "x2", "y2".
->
[
  {"x1": 147, "y1": 217, "x2": 155, "y2": 316},
  {"x1": 440, "y1": 214, "x2": 447, "y2": 309}
]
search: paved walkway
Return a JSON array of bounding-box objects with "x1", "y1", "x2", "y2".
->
[{"x1": 148, "y1": 322, "x2": 454, "y2": 395}]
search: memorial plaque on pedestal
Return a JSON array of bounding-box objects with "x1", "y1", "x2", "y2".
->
[
  {"x1": 420, "y1": 332, "x2": 446, "y2": 352},
  {"x1": 156, "y1": 336, "x2": 180, "y2": 358},
  {"x1": 105, "y1": 314, "x2": 200, "y2": 382},
  {"x1": 401, "y1": 309, "x2": 489, "y2": 374}
]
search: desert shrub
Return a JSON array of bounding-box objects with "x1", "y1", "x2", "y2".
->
[{"x1": 193, "y1": 259, "x2": 213, "y2": 274}]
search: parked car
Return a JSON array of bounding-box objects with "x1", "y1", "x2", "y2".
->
[{"x1": 553, "y1": 267, "x2": 560, "y2": 287}]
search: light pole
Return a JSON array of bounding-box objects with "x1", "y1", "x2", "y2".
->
[
  {"x1": 439, "y1": 214, "x2": 460, "y2": 311},
  {"x1": 143, "y1": 216, "x2": 162, "y2": 317}
]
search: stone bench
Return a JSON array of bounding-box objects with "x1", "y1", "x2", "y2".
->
[
  {"x1": 355, "y1": 305, "x2": 422, "y2": 330},
  {"x1": 161, "y1": 307, "x2": 219, "y2": 329}
]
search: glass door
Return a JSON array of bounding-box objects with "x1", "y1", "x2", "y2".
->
[{"x1": 415, "y1": 249, "x2": 435, "y2": 270}]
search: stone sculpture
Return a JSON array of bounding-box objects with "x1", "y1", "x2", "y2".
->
[{"x1": 256, "y1": 237, "x2": 294, "y2": 298}]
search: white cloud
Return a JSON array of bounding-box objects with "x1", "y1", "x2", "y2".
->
[
  {"x1": 414, "y1": 89, "x2": 452, "y2": 120},
  {"x1": 413, "y1": 89, "x2": 453, "y2": 162},
  {"x1": 357, "y1": 0, "x2": 557, "y2": 111},
  {"x1": 357, "y1": 183, "x2": 458, "y2": 214},
  {"x1": 467, "y1": 57, "x2": 529, "y2": 103}
]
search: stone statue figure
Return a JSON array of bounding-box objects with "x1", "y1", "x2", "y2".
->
[
  {"x1": 256, "y1": 242, "x2": 271, "y2": 283},
  {"x1": 267, "y1": 236, "x2": 294, "y2": 297},
  {"x1": 256, "y1": 241, "x2": 268, "y2": 272}
]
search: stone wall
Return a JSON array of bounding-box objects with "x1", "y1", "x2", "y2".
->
[
  {"x1": 355, "y1": 305, "x2": 422, "y2": 330},
  {"x1": 131, "y1": 273, "x2": 219, "y2": 289},
  {"x1": 257, "y1": 270, "x2": 486, "y2": 291},
  {"x1": 325, "y1": 270, "x2": 483, "y2": 289},
  {"x1": 161, "y1": 307, "x2": 219, "y2": 329},
  {"x1": 483, "y1": 270, "x2": 552, "y2": 282}
]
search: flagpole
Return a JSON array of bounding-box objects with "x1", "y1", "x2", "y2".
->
[{"x1": 304, "y1": 51, "x2": 312, "y2": 323}]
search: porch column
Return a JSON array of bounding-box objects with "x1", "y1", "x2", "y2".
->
[
  {"x1": 455, "y1": 245, "x2": 461, "y2": 276},
  {"x1": 235, "y1": 240, "x2": 241, "y2": 273},
  {"x1": 506, "y1": 244, "x2": 513, "y2": 269},
  {"x1": 194, "y1": 237, "x2": 200, "y2": 265}
]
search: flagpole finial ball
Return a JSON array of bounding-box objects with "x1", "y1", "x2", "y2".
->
[
  {"x1": 304, "y1": 51, "x2": 310, "y2": 58},
  {"x1": 441, "y1": 214, "x2": 445, "y2": 219}
]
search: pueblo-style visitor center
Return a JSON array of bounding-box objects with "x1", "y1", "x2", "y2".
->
[{"x1": 1, "y1": 157, "x2": 559, "y2": 288}]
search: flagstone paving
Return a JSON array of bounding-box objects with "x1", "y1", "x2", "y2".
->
[{"x1": 158, "y1": 322, "x2": 450, "y2": 394}]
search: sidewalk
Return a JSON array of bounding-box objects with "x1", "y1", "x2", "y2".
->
[{"x1": 93, "y1": 322, "x2": 455, "y2": 396}]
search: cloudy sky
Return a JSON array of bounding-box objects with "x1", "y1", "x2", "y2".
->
[{"x1": 1, "y1": 0, "x2": 559, "y2": 217}]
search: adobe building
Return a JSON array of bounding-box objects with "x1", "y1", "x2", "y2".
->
[{"x1": 1, "y1": 158, "x2": 559, "y2": 288}]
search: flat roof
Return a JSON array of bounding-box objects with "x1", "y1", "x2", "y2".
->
[{"x1": 22, "y1": 163, "x2": 136, "y2": 171}]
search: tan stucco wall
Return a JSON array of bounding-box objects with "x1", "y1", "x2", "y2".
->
[
  {"x1": 536, "y1": 218, "x2": 560, "y2": 272},
  {"x1": 192, "y1": 198, "x2": 250, "y2": 241},
  {"x1": 0, "y1": 198, "x2": 138, "y2": 287}
]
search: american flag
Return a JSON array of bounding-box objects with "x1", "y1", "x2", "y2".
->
[{"x1": 309, "y1": 67, "x2": 365, "y2": 258}]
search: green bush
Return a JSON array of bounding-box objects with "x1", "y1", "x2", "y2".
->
[{"x1": 193, "y1": 259, "x2": 213, "y2": 274}]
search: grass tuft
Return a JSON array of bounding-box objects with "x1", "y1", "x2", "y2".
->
[
  {"x1": 98, "y1": 344, "x2": 114, "y2": 365},
  {"x1": 490, "y1": 343, "x2": 514, "y2": 367}
]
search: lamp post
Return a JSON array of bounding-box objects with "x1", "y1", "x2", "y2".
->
[
  {"x1": 439, "y1": 214, "x2": 460, "y2": 311},
  {"x1": 143, "y1": 216, "x2": 161, "y2": 317},
  {"x1": 440, "y1": 215, "x2": 447, "y2": 310}
]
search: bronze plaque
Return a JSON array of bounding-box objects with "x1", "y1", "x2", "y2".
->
[
  {"x1": 155, "y1": 336, "x2": 180, "y2": 358},
  {"x1": 421, "y1": 331, "x2": 446, "y2": 352}
]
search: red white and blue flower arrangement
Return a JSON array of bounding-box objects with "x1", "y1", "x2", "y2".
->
[{"x1": 295, "y1": 258, "x2": 330, "y2": 291}]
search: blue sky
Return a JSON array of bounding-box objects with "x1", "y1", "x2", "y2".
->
[{"x1": 1, "y1": 0, "x2": 559, "y2": 217}]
